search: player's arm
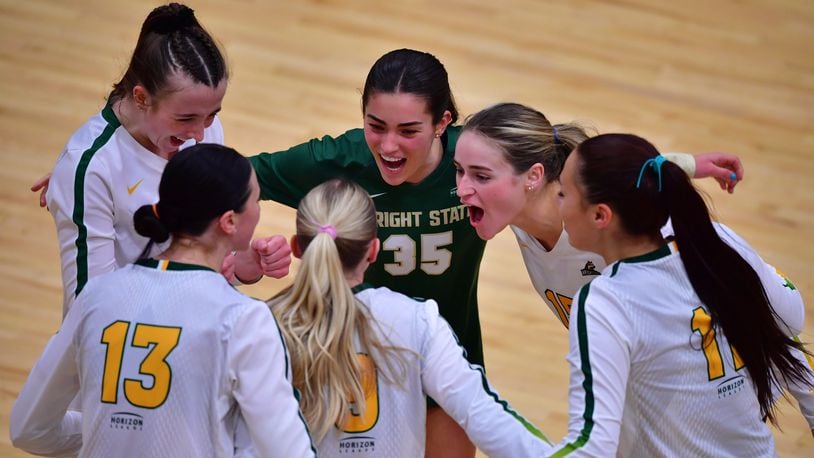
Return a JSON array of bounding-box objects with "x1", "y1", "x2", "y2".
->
[
  {"x1": 418, "y1": 299, "x2": 552, "y2": 457},
  {"x1": 48, "y1": 160, "x2": 117, "y2": 314},
  {"x1": 785, "y1": 341, "x2": 814, "y2": 432},
  {"x1": 664, "y1": 152, "x2": 743, "y2": 193},
  {"x1": 248, "y1": 129, "x2": 368, "y2": 207},
  {"x1": 547, "y1": 281, "x2": 631, "y2": 456},
  {"x1": 10, "y1": 307, "x2": 83, "y2": 455},
  {"x1": 228, "y1": 302, "x2": 316, "y2": 457}
]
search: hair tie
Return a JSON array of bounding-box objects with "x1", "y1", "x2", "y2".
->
[
  {"x1": 635, "y1": 155, "x2": 667, "y2": 191},
  {"x1": 152, "y1": 203, "x2": 160, "y2": 219},
  {"x1": 318, "y1": 224, "x2": 337, "y2": 240},
  {"x1": 552, "y1": 126, "x2": 561, "y2": 144}
]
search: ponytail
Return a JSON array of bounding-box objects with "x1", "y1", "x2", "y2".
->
[{"x1": 661, "y1": 162, "x2": 808, "y2": 423}]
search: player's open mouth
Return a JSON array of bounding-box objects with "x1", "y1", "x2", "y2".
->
[
  {"x1": 468, "y1": 205, "x2": 484, "y2": 224},
  {"x1": 170, "y1": 136, "x2": 185, "y2": 147},
  {"x1": 380, "y1": 154, "x2": 406, "y2": 171}
]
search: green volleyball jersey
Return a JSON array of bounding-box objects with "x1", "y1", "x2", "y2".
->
[{"x1": 249, "y1": 126, "x2": 486, "y2": 366}]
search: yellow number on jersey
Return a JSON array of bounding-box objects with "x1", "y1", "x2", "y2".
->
[
  {"x1": 544, "y1": 290, "x2": 573, "y2": 329},
  {"x1": 101, "y1": 321, "x2": 182, "y2": 408},
  {"x1": 339, "y1": 354, "x2": 379, "y2": 433},
  {"x1": 691, "y1": 307, "x2": 744, "y2": 380}
]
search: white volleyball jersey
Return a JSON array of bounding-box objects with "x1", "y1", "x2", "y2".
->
[
  {"x1": 548, "y1": 231, "x2": 808, "y2": 457},
  {"x1": 46, "y1": 104, "x2": 224, "y2": 315},
  {"x1": 10, "y1": 260, "x2": 315, "y2": 458},
  {"x1": 512, "y1": 225, "x2": 603, "y2": 328},
  {"x1": 314, "y1": 285, "x2": 551, "y2": 457}
]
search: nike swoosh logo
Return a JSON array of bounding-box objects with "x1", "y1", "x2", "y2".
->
[
  {"x1": 369, "y1": 192, "x2": 387, "y2": 199},
  {"x1": 127, "y1": 179, "x2": 144, "y2": 195}
]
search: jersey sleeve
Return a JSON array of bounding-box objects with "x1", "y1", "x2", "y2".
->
[
  {"x1": 10, "y1": 305, "x2": 84, "y2": 455},
  {"x1": 715, "y1": 223, "x2": 805, "y2": 335},
  {"x1": 248, "y1": 129, "x2": 371, "y2": 207},
  {"x1": 547, "y1": 280, "x2": 632, "y2": 456},
  {"x1": 663, "y1": 152, "x2": 696, "y2": 177},
  {"x1": 227, "y1": 301, "x2": 316, "y2": 457},
  {"x1": 417, "y1": 299, "x2": 552, "y2": 457},
  {"x1": 47, "y1": 152, "x2": 117, "y2": 315},
  {"x1": 786, "y1": 340, "x2": 814, "y2": 429}
]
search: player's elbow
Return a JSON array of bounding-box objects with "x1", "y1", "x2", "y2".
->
[{"x1": 10, "y1": 422, "x2": 69, "y2": 457}]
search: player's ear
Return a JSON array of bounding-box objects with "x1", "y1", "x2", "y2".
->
[
  {"x1": 218, "y1": 210, "x2": 237, "y2": 235},
  {"x1": 526, "y1": 163, "x2": 545, "y2": 191},
  {"x1": 594, "y1": 203, "x2": 613, "y2": 230},
  {"x1": 132, "y1": 85, "x2": 152, "y2": 110},
  {"x1": 367, "y1": 238, "x2": 380, "y2": 263}
]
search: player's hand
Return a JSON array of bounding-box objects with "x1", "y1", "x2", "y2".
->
[
  {"x1": 693, "y1": 152, "x2": 743, "y2": 194},
  {"x1": 31, "y1": 173, "x2": 51, "y2": 208},
  {"x1": 220, "y1": 251, "x2": 237, "y2": 283},
  {"x1": 251, "y1": 235, "x2": 292, "y2": 279}
]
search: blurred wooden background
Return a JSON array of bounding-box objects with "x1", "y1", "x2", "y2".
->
[{"x1": 1, "y1": 0, "x2": 812, "y2": 455}]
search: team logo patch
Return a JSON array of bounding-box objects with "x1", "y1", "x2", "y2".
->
[
  {"x1": 580, "y1": 261, "x2": 601, "y2": 276},
  {"x1": 716, "y1": 375, "x2": 745, "y2": 399},
  {"x1": 338, "y1": 436, "x2": 376, "y2": 454},
  {"x1": 110, "y1": 412, "x2": 144, "y2": 431}
]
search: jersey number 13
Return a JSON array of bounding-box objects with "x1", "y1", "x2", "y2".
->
[{"x1": 100, "y1": 321, "x2": 182, "y2": 409}]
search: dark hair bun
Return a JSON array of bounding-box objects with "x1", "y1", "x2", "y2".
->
[
  {"x1": 134, "y1": 204, "x2": 170, "y2": 243},
  {"x1": 146, "y1": 3, "x2": 199, "y2": 35}
]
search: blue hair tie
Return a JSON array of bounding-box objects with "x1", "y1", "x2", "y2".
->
[
  {"x1": 552, "y1": 126, "x2": 561, "y2": 143},
  {"x1": 635, "y1": 155, "x2": 667, "y2": 191}
]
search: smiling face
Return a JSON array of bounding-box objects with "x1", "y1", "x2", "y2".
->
[
  {"x1": 363, "y1": 92, "x2": 450, "y2": 186},
  {"x1": 138, "y1": 72, "x2": 227, "y2": 158},
  {"x1": 454, "y1": 131, "x2": 529, "y2": 240}
]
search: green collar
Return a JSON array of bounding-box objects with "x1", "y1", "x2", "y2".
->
[{"x1": 136, "y1": 258, "x2": 217, "y2": 273}]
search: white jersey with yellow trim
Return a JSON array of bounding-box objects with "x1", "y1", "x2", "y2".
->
[
  {"x1": 314, "y1": 284, "x2": 550, "y2": 457},
  {"x1": 548, "y1": 227, "x2": 809, "y2": 457},
  {"x1": 10, "y1": 259, "x2": 315, "y2": 458},
  {"x1": 46, "y1": 104, "x2": 224, "y2": 315}
]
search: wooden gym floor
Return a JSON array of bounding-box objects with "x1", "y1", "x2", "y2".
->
[{"x1": 1, "y1": 0, "x2": 812, "y2": 455}]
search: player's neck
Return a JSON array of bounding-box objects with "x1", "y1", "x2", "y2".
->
[
  {"x1": 514, "y1": 182, "x2": 562, "y2": 251},
  {"x1": 159, "y1": 236, "x2": 228, "y2": 272},
  {"x1": 113, "y1": 97, "x2": 161, "y2": 157}
]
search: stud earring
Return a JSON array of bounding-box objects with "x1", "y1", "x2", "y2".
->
[{"x1": 527, "y1": 184, "x2": 533, "y2": 191}]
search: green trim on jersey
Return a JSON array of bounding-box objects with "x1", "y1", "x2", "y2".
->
[
  {"x1": 72, "y1": 103, "x2": 121, "y2": 297},
  {"x1": 135, "y1": 258, "x2": 217, "y2": 273},
  {"x1": 475, "y1": 363, "x2": 551, "y2": 444},
  {"x1": 552, "y1": 283, "x2": 595, "y2": 457},
  {"x1": 610, "y1": 243, "x2": 672, "y2": 277},
  {"x1": 351, "y1": 282, "x2": 375, "y2": 294}
]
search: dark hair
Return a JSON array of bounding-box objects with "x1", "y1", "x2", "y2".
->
[
  {"x1": 134, "y1": 143, "x2": 252, "y2": 243},
  {"x1": 574, "y1": 133, "x2": 811, "y2": 423},
  {"x1": 361, "y1": 49, "x2": 458, "y2": 124},
  {"x1": 109, "y1": 3, "x2": 227, "y2": 103},
  {"x1": 462, "y1": 102, "x2": 590, "y2": 182}
]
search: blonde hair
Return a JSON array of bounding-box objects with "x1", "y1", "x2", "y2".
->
[
  {"x1": 462, "y1": 102, "x2": 592, "y2": 182},
  {"x1": 268, "y1": 179, "x2": 409, "y2": 441}
]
